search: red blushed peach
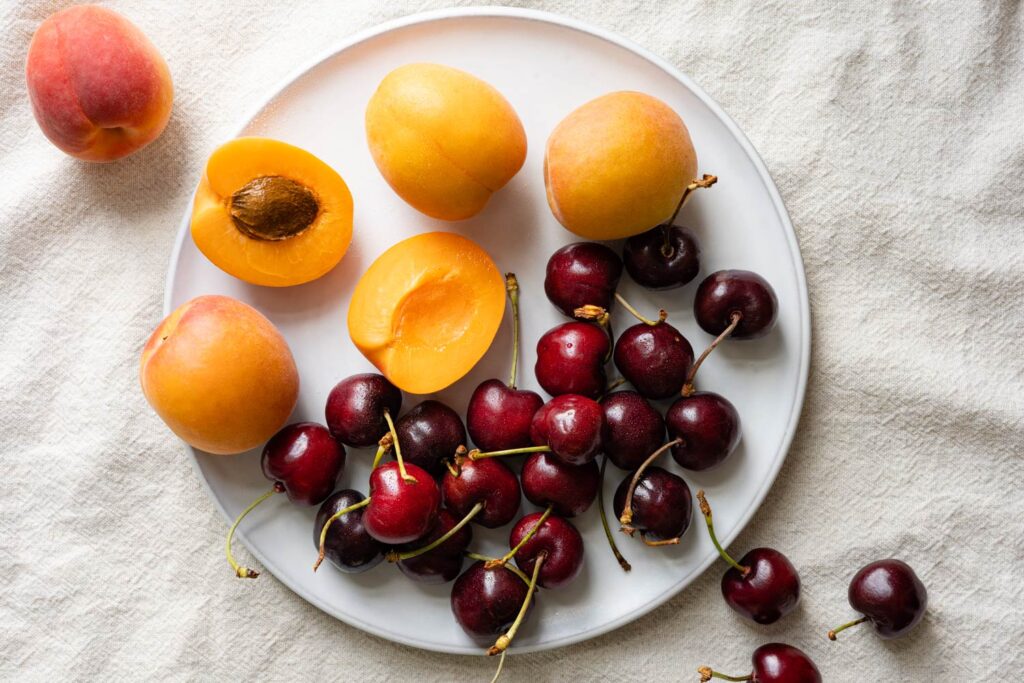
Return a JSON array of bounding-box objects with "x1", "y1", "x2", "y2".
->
[
  {"x1": 140, "y1": 296, "x2": 299, "y2": 455},
  {"x1": 25, "y1": 5, "x2": 173, "y2": 162}
]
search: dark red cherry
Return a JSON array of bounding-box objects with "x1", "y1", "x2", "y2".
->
[
  {"x1": 535, "y1": 321, "x2": 610, "y2": 399},
  {"x1": 393, "y1": 400, "x2": 465, "y2": 477},
  {"x1": 451, "y1": 561, "x2": 533, "y2": 641},
  {"x1": 521, "y1": 452, "x2": 599, "y2": 517},
  {"x1": 325, "y1": 373, "x2": 402, "y2": 447},
  {"x1": 362, "y1": 462, "x2": 440, "y2": 545},
  {"x1": 701, "y1": 643, "x2": 821, "y2": 683},
  {"x1": 466, "y1": 379, "x2": 543, "y2": 452},
  {"x1": 623, "y1": 224, "x2": 700, "y2": 290},
  {"x1": 442, "y1": 456, "x2": 521, "y2": 528},
  {"x1": 530, "y1": 394, "x2": 605, "y2": 465},
  {"x1": 695, "y1": 270, "x2": 778, "y2": 340},
  {"x1": 600, "y1": 391, "x2": 666, "y2": 470},
  {"x1": 544, "y1": 242, "x2": 623, "y2": 317},
  {"x1": 723, "y1": 548, "x2": 801, "y2": 625},
  {"x1": 613, "y1": 466, "x2": 692, "y2": 543},
  {"x1": 313, "y1": 490, "x2": 383, "y2": 573},
  {"x1": 509, "y1": 512, "x2": 584, "y2": 589},
  {"x1": 830, "y1": 559, "x2": 928, "y2": 640},
  {"x1": 613, "y1": 321, "x2": 693, "y2": 400},
  {"x1": 261, "y1": 422, "x2": 345, "y2": 506},
  {"x1": 666, "y1": 391, "x2": 740, "y2": 471},
  {"x1": 394, "y1": 509, "x2": 472, "y2": 584}
]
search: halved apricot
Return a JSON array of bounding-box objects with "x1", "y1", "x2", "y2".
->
[
  {"x1": 191, "y1": 137, "x2": 353, "y2": 287},
  {"x1": 348, "y1": 232, "x2": 505, "y2": 394}
]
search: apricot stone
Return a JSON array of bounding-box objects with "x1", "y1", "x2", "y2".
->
[
  {"x1": 348, "y1": 232, "x2": 505, "y2": 394},
  {"x1": 140, "y1": 295, "x2": 299, "y2": 455},
  {"x1": 191, "y1": 137, "x2": 354, "y2": 287},
  {"x1": 365, "y1": 63, "x2": 526, "y2": 221},
  {"x1": 544, "y1": 91, "x2": 698, "y2": 240},
  {"x1": 26, "y1": 5, "x2": 173, "y2": 162}
]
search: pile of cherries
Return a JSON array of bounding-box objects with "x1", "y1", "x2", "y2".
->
[{"x1": 222, "y1": 206, "x2": 928, "y2": 682}]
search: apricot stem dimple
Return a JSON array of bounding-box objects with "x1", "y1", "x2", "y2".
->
[{"x1": 229, "y1": 175, "x2": 319, "y2": 241}]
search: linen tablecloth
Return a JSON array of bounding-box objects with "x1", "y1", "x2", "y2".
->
[{"x1": 2, "y1": 1, "x2": 1022, "y2": 680}]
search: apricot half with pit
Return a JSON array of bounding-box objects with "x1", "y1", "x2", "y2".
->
[
  {"x1": 544, "y1": 91, "x2": 699, "y2": 240},
  {"x1": 365, "y1": 63, "x2": 526, "y2": 221},
  {"x1": 191, "y1": 137, "x2": 353, "y2": 287},
  {"x1": 348, "y1": 232, "x2": 505, "y2": 394}
]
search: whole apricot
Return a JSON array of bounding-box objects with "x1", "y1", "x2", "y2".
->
[
  {"x1": 544, "y1": 91, "x2": 698, "y2": 240},
  {"x1": 26, "y1": 5, "x2": 173, "y2": 162},
  {"x1": 140, "y1": 295, "x2": 299, "y2": 455},
  {"x1": 347, "y1": 232, "x2": 505, "y2": 394},
  {"x1": 365, "y1": 63, "x2": 526, "y2": 220}
]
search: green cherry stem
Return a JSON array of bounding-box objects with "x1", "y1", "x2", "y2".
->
[
  {"x1": 598, "y1": 455, "x2": 631, "y2": 572},
  {"x1": 469, "y1": 445, "x2": 550, "y2": 461},
  {"x1": 382, "y1": 408, "x2": 416, "y2": 484},
  {"x1": 487, "y1": 552, "x2": 546, "y2": 656},
  {"x1": 370, "y1": 431, "x2": 393, "y2": 470},
  {"x1": 313, "y1": 496, "x2": 372, "y2": 572},
  {"x1": 828, "y1": 616, "x2": 869, "y2": 641},
  {"x1": 682, "y1": 312, "x2": 741, "y2": 397},
  {"x1": 695, "y1": 490, "x2": 749, "y2": 575},
  {"x1": 465, "y1": 552, "x2": 531, "y2": 585},
  {"x1": 506, "y1": 272, "x2": 521, "y2": 389},
  {"x1": 697, "y1": 667, "x2": 752, "y2": 682},
  {"x1": 490, "y1": 649, "x2": 508, "y2": 683},
  {"x1": 386, "y1": 501, "x2": 484, "y2": 563},
  {"x1": 614, "y1": 292, "x2": 667, "y2": 327},
  {"x1": 226, "y1": 482, "x2": 284, "y2": 579},
  {"x1": 619, "y1": 439, "x2": 682, "y2": 532},
  {"x1": 486, "y1": 506, "x2": 552, "y2": 569}
]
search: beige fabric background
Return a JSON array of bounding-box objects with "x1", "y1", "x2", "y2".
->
[{"x1": 2, "y1": 1, "x2": 1023, "y2": 680}]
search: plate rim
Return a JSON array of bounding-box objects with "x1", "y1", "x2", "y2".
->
[{"x1": 163, "y1": 5, "x2": 811, "y2": 655}]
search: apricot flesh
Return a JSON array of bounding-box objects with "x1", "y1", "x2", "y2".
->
[
  {"x1": 191, "y1": 137, "x2": 354, "y2": 287},
  {"x1": 348, "y1": 232, "x2": 505, "y2": 394},
  {"x1": 544, "y1": 91, "x2": 698, "y2": 240},
  {"x1": 140, "y1": 295, "x2": 299, "y2": 455},
  {"x1": 25, "y1": 5, "x2": 173, "y2": 162},
  {"x1": 365, "y1": 63, "x2": 526, "y2": 221}
]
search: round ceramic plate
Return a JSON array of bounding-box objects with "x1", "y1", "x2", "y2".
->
[{"x1": 166, "y1": 7, "x2": 809, "y2": 655}]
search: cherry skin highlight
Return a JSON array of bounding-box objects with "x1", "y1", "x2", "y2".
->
[
  {"x1": 451, "y1": 561, "x2": 533, "y2": 641},
  {"x1": 544, "y1": 242, "x2": 623, "y2": 317},
  {"x1": 535, "y1": 321, "x2": 610, "y2": 399},
  {"x1": 325, "y1": 373, "x2": 401, "y2": 447},
  {"x1": 362, "y1": 462, "x2": 440, "y2": 545},
  {"x1": 830, "y1": 559, "x2": 928, "y2": 640},
  {"x1": 530, "y1": 394, "x2": 606, "y2": 465},
  {"x1": 601, "y1": 390, "x2": 666, "y2": 470},
  {"x1": 394, "y1": 399, "x2": 465, "y2": 477},
  {"x1": 261, "y1": 422, "x2": 345, "y2": 506},
  {"x1": 613, "y1": 320, "x2": 694, "y2": 400},
  {"x1": 694, "y1": 270, "x2": 778, "y2": 340},
  {"x1": 666, "y1": 391, "x2": 741, "y2": 471},
  {"x1": 467, "y1": 379, "x2": 543, "y2": 451}
]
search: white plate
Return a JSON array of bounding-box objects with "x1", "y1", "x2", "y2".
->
[{"x1": 165, "y1": 7, "x2": 809, "y2": 655}]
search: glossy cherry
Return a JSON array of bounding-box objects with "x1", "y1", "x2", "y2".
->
[
  {"x1": 666, "y1": 392, "x2": 741, "y2": 471},
  {"x1": 623, "y1": 223, "x2": 700, "y2": 290},
  {"x1": 544, "y1": 242, "x2": 622, "y2": 317},
  {"x1": 509, "y1": 512, "x2": 584, "y2": 589},
  {"x1": 467, "y1": 274, "x2": 544, "y2": 451},
  {"x1": 614, "y1": 465, "x2": 692, "y2": 545},
  {"x1": 451, "y1": 560, "x2": 533, "y2": 641},
  {"x1": 529, "y1": 394, "x2": 605, "y2": 465},
  {"x1": 392, "y1": 509, "x2": 472, "y2": 584},
  {"x1": 325, "y1": 373, "x2": 402, "y2": 447},
  {"x1": 829, "y1": 559, "x2": 927, "y2": 641},
  {"x1": 521, "y1": 451, "x2": 599, "y2": 517},
  {"x1": 697, "y1": 490, "x2": 800, "y2": 625},
  {"x1": 699, "y1": 643, "x2": 821, "y2": 683},
  {"x1": 601, "y1": 390, "x2": 666, "y2": 470},
  {"x1": 394, "y1": 400, "x2": 465, "y2": 477},
  {"x1": 535, "y1": 321, "x2": 610, "y2": 399},
  {"x1": 313, "y1": 489, "x2": 383, "y2": 573},
  {"x1": 613, "y1": 317, "x2": 694, "y2": 400},
  {"x1": 694, "y1": 270, "x2": 778, "y2": 340},
  {"x1": 442, "y1": 451, "x2": 521, "y2": 528},
  {"x1": 362, "y1": 461, "x2": 440, "y2": 545}
]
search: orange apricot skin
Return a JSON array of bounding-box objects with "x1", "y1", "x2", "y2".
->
[
  {"x1": 544, "y1": 91, "x2": 698, "y2": 240},
  {"x1": 365, "y1": 63, "x2": 526, "y2": 221},
  {"x1": 348, "y1": 232, "x2": 505, "y2": 394},
  {"x1": 25, "y1": 5, "x2": 173, "y2": 162},
  {"x1": 140, "y1": 296, "x2": 299, "y2": 455},
  {"x1": 190, "y1": 137, "x2": 354, "y2": 287}
]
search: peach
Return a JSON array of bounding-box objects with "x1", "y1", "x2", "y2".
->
[
  {"x1": 140, "y1": 295, "x2": 299, "y2": 455},
  {"x1": 348, "y1": 232, "x2": 505, "y2": 394},
  {"x1": 25, "y1": 5, "x2": 173, "y2": 162},
  {"x1": 365, "y1": 63, "x2": 526, "y2": 220},
  {"x1": 544, "y1": 91, "x2": 699, "y2": 240}
]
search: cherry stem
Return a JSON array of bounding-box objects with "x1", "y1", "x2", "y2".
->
[
  {"x1": 573, "y1": 304, "x2": 615, "y2": 362},
  {"x1": 698, "y1": 667, "x2": 752, "y2": 682},
  {"x1": 487, "y1": 552, "x2": 546, "y2": 656},
  {"x1": 465, "y1": 551, "x2": 532, "y2": 585},
  {"x1": 370, "y1": 438, "x2": 390, "y2": 469},
  {"x1": 313, "y1": 496, "x2": 372, "y2": 572},
  {"x1": 506, "y1": 273, "x2": 521, "y2": 389},
  {"x1": 614, "y1": 292, "x2": 667, "y2": 327},
  {"x1": 667, "y1": 174, "x2": 718, "y2": 227},
  {"x1": 619, "y1": 439, "x2": 682, "y2": 529},
  {"x1": 642, "y1": 534, "x2": 680, "y2": 547},
  {"x1": 487, "y1": 506, "x2": 552, "y2": 569},
  {"x1": 828, "y1": 616, "x2": 869, "y2": 641},
  {"x1": 382, "y1": 408, "x2": 416, "y2": 484},
  {"x1": 682, "y1": 312, "x2": 741, "y2": 397},
  {"x1": 598, "y1": 456, "x2": 631, "y2": 572},
  {"x1": 469, "y1": 445, "x2": 550, "y2": 461},
  {"x1": 490, "y1": 649, "x2": 508, "y2": 683},
  {"x1": 226, "y1": 482, "x2": 283, "y2": 579},
  {"x1": 601, "y1": 377, "x2": 626, "y2": 398},
  {"x1": 388, "y1": 501, "x2": 484, "y2": 563},
  {"x1": 696, "y1": 490, "x2": 749, "y2": 575},
  {"x1": 660, "y1": 224, "x2": 674, "y2": 258}
]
